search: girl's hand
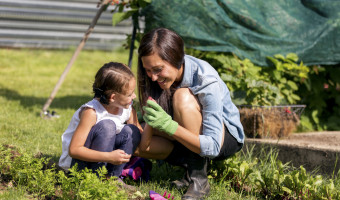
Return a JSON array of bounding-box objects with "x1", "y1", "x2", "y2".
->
[
  {"x1": 142, "y1": 100, "x2": 178, "y2": 136},
  {"x1": 108, "y1": 149, "x2": 131, "y2": 165}
]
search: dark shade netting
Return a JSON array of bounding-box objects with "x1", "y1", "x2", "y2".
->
[{"x1": 143, "y1": 0, "x2": 340, "y2": 66}]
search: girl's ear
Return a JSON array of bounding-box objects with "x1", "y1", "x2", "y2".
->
[{"x1": 109, "y1": 93, "x2": 115, "y2": 103}]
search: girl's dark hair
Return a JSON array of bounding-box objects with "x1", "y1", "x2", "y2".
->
[
  {"x1": 137, "y1": 28, "x2": 185, "y2": 114},
  {"x1": 93, "y1": 62, "x2": 134, "y2": 105}
]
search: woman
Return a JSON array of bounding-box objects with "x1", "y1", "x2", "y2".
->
[{"x1": 136, "y1": 28, "x2": 244, "y2": 200}]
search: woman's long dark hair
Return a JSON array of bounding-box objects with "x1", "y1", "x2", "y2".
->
[{"x1": 138, "y1": 28, "x2": 185, "y2": 115}]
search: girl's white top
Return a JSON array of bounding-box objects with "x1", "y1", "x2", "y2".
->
[{"x1": 58, "y1": 99, "x2": 132, "y2": 171}]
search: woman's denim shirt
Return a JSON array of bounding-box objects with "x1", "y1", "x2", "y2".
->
[{"x1": 179, "y1": 55, "x2": 245, "y2": 158}]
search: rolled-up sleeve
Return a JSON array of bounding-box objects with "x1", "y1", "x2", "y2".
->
[{"x1": 191, "y1": 76, "x2": 224, "y2": 158}]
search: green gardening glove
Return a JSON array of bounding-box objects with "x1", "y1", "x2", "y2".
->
[{"x1": 142, "y1": 100, "x2": 178, "y2": 136}]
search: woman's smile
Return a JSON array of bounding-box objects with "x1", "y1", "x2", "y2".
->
[{"x1": 157, "y1": 78, "x2": 166, "y2": 85}]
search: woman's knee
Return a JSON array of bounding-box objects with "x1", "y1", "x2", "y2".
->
[
  {"x1": 172, "y1": 88, "x2": 200, "y2": 113},
  {"x1": 172, "y1": 88, "x2": 202, "y2": 130}
]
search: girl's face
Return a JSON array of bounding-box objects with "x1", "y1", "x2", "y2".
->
[
  {"x1": 141, "y1": 53, "x2": 183, "y2": 90},
  {"x1": 111, "y1": 78, "x2": 136, "y2": 109}
]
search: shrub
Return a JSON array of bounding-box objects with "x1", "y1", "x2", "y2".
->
[{"x1": 187, "y1": 49, "x2": 340, "y2": 132}]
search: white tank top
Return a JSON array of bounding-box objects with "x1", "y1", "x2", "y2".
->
[{"x1": 58, "y1": 99, "x2": 132, "y2": 171}]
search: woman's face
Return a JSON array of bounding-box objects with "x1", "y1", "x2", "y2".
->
[{"x1": 141, "y1": 53, "x2": 183, "y2": 90}]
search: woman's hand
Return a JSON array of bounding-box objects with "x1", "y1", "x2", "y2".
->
[
  {"x1": 142, "y1": 100, "x2": 178, "y2": 136},
  {"x1": 107, "y1": 149, "x2": 131, "y2": 165}
]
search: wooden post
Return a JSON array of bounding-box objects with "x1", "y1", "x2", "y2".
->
[
  {"x1": 128, "y1": 12, "x2": 138, "y2": 68},
  {"x1": 41, "y1": 2, "x2": 109, "y2": 117}
]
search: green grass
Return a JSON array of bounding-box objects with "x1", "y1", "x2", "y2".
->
[
  {"x1": 0, "y1": 186, "x2": 32, "y2": 200},
  {"x1": 0, "y1": 48, "x2": 137, "y2": 159}
]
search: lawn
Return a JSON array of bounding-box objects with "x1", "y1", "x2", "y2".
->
[
  {"x1": 0, "y1": 48, "x2": 339, "y2": 200},
  {"x1": 0, "y1": 48, "x2": 137, "y2": 157}
]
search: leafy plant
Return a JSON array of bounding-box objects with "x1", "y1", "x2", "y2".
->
[
  {"x1": 210, "y1": 154, "x2": 256, "y2": 193},
  {"x1": 188, "y1": 49, "x2": 340, "y2": 132},
  {"x1": 107, "y1": 0, "x2": 151, "y2": 26},
  {"x1": 58, "y1": 166, "x2": 127, "y2": 200},
  {"x1": 0, "y1": 145, "x2": 56, "y2": 198},
  {"x1": 265, "y1": 53, "x2": 310, "y2": 105},
  {"x1": 105, "y1": 0, "x2": 152, "y2": 51},
  {"x1": 202, "y1": 52, "x2": 309, "y2": 106},
  {"x1": 250, "y1": 148, "x2": 291, "y2": 198},
  {"x1": 205, "y1": 53, "x2": 270, "y2": 106},
  {"x1": 209, "y1": 145, "x2": 340, "y2": 199},
  {"x1": 0, "y1": 144, "x2": 130, "y2": 199},
  {"x1": 297, "y1": 65, "x2": 340, "y2": 131}
]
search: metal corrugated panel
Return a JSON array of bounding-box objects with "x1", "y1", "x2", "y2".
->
[{"x1": 0, "y1": 0, "x2": 134, "y2": 50}]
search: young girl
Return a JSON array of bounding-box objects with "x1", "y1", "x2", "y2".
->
[{"x1": 59, "y1": 62, "x2": 142, "y2": 179}]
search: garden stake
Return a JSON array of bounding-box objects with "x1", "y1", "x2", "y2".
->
[
  {"x1": 41, "y1": 1, "x2": 111, "y2": 119},
  {"x1": 128, "y1": 12, "x2": 139, "y2": 68}
]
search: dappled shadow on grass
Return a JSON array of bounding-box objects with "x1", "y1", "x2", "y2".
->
[
  {"x1": 34, "y1": 152, "x2": 63, "y2": 169},
  {"x1": 149, "y1": 161, "x2": 185, "y2": 187},
  {"x1": 123, "y1": 161, "x2": 186, "y2": 198},
  {"x1": 0, "y1": 86, "x2": 92, "y2": 111}
]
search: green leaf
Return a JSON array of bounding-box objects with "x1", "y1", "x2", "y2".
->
[
  {"x1": 287, "y1": 95, "x2": 293, "y2": 104},
  {"x1": 220, "y1": 73, "x2": 234, "y2": 82},
  {"x1": 273, "y1": 70, "x2": 281, "y2": 80},
  {"x1": 276, "y1": 62, "x2": 283, "y2": 71},
  {"x1": 240, "y1": 161, "x2": 249, "y2": 176},
  {"x1": 231, "y1": 90, "x2": 247, "y2": 105},
  {"x1": 312, "y1": 110, "x2": 319, "y2": 124},
  {"x1": 118, "y1": 4, "x2": 125, "y2": 12},
  {"x1": 314, "y1": 175, "x2": 323, "y2": 186},
  {"x1": 132, "y1": 191, "x2": 145, "y2": 199},
  {"x1": 274, "y1": 54, "x2": 285, "y2": 61},
  {"x1": 281, "y1": 89, "x2": 290, "y2": 96},
  {"x1": 290, "y1": 94, "x2": 300, "y2": 101},
  {"x1": 300, "y1": 115, "x2": 315, "y2": 131},
  {"x1": 139, "y1": 0, "x2": 152, "y2": 8},
  {"x1": 112, "y1": 10, "x2": 136, "y2": 26},
  {"x1": 286, "y1": 53, "x2": 299, "y2": 62},
  {"x1": 282, "y1": 186, "x2": 292, "y2": 194},
  {"x1": 287, "y1": 80, "x2": 298, "y2": 90},
  {"x1": 283, "y1": 63, "x2": 294, "y2": 70},
  {"x1": 266, "y1": 56, "x2": 279, "y2": 66},
  {"x1": 327, "y1": 180, "x2": 335, "y2": 191}
]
